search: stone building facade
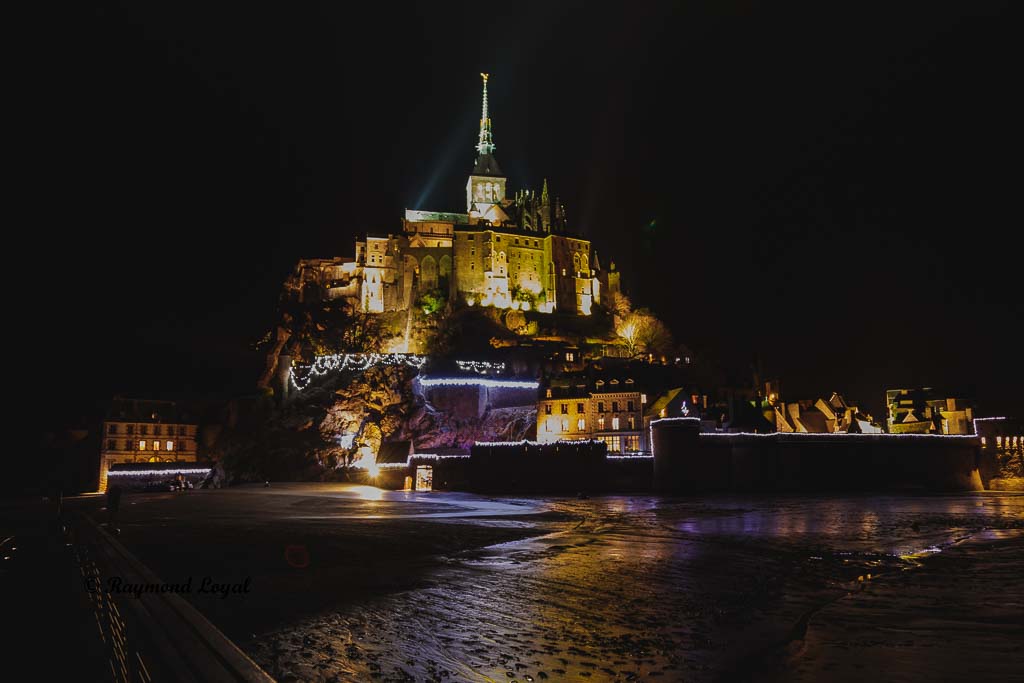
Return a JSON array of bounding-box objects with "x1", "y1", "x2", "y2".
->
[
  {"x1": 285, "y1": 74, "x2": 607, "y2": 317},
  {"x1": 886, "y1": 387, "x2": 974, "y2": 434},
  {"x1": 537, "y1": 379, "x2": 646, "y2": 454},
  {"x1": 99, "y1": 398, "x2": 198, "y2": 492}
]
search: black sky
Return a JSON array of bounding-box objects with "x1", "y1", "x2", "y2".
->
[{"x1": 27, "y1": 1, "x2": 1022, "y2": 422}]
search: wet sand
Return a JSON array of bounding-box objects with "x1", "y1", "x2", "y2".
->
[{"x1": 104, "y1": 485, "x2": 1023, "y2": 681}]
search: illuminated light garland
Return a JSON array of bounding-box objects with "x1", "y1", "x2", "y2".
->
[
  {"x1": 107, "y1": 468, "x2": 212, "y2": 477},
  {"x1": 455, "y1": 360, "x2": 506, "y2": 374},
  {"x1": 377, "y1": 453, "x2": 473, "y2": 470},
  {"x1": 607, "y1": 454, "x2": 654, "y2": 460},
  {"x1": 474, "y1": 438, "x2": 606, "y2": 447},
  {"x1": 973, "y1": 416, "x2": 1006, "y2": 436},
  {"x1": 418, "y1": 377, "x2": 539, "y2": 389},
  {"x1": 698, "y1": 432, "x2": 978, "y2": 440},
  {"x1": 290, "y1": 353, "x2": 427, "y2": 391}
]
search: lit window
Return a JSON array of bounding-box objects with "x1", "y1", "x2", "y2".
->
[
  {"x1": 629, "y1": 417, "x2": 636, "y2": 430},
  {"x1": 598, "y1": 417, "x2": 605, "y2": 430},
  {"x1": 153, "y1": 440, "x2": 160, "y2": 451},
  {"x1": 561, "y1": 418, "x2": 570, "y2": 432},
  {"x1": 612, "y1": 417, "x2": 620, "y2": 430},
  {"x1": 139, "y1": 440, "x2": 146, "y2": 451},
  {"x1": 166, "y1": 441, "x2": 174, "y2": 451},
  {"x1": 624, "y1": 435, "x2": 640, "y2": 452},
  {"x1": 577, "y1": 418, "x2": 586, "y2": 431}
]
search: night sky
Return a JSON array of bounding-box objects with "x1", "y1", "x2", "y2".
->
[{"x1": 30, "y1": 2, "x2": 1022, "y2": 425}]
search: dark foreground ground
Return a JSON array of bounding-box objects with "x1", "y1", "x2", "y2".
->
[{"x1": 5, "y1": 484, "x2": 1023, "y2": 681}]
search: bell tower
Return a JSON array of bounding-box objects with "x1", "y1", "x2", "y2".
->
[{"x1": 466, "y1": 73, "x2": 507, "y2": 214}]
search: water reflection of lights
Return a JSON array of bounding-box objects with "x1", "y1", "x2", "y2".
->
[{"x1": 344, "y1": 485, "x2": 386, "y2": 501}]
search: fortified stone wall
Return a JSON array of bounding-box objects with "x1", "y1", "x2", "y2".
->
[{"x1": 652, "y1": 418, "x2": 984, "y2": 492}]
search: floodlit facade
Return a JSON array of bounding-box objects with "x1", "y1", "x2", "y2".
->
[
  {"x1": 286, "y1": 74, "x2": 610, "y2": 316},
  {"x1": 537, "y1": 380, "x2": 646, "y2": 453},
  {"x1": 886, "y1": 388, "x2": 974, "y2": 434},
  {"x1": 99, "y1": 398, "x2": 199, "y2": 492}
]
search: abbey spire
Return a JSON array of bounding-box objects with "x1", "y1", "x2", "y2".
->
[
  {"x1": 467, "y1": 73, "x2": 506, "y2": 212},
  {"x1": 475, "y1": 73, "x2": 495, "y2": 155}
]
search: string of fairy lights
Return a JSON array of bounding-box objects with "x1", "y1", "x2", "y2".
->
[
  {"x1": 107, "y1": 468, "x2": 212, "y2": 477},
  {"x1": 290, "y1": 355, "x2": 523, "y2": 391},
  {"x1": 289, "y1": 353, "x2": 427, "y2": 391},
  {"x1": 455, "y1": 360, "x2": 506, "y2": 374}
]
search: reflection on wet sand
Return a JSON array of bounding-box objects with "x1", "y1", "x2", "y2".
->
[{"x1": 249, "y1": 492, "x2": 1024, "y2": 682}]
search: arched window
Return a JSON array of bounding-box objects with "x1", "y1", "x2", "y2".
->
[
  {"x1": 421, "y1": 255, "x2": 438, "y2": 289},
  {"x1": 573, "y1": 253, "x2": 581, "y2": 273},
  {"x1": 581, "y1": 253, "x2": 589, "y2": 273}
]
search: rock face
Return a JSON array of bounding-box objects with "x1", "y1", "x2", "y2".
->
[
  {"x1": 399, "y1": 404, "x2": 537, "y2": 451},
  {"x1": 218, "y1": 360, "x2": 536, "y2": 482}
]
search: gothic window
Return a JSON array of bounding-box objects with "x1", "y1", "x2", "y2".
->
[
  {"x1": 421, "y1": 255, "x2": 438, "y2": 289},
  {"x1": 573, "y1": 253, "x2": 581, "y2": 273},
  {"x1": 581, "y1": 253, "x2": 589, "y2": 273}
]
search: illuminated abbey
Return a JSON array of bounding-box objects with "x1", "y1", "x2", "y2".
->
[{"x1": 288, "y1": 74, "x2": 619, "y2": 316}]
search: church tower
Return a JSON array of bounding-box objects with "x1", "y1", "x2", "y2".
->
[{"x1": 466, "y1": 73, "x2": 508, "y2": 218}]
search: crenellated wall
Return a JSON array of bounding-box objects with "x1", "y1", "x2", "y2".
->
[{"x1": 652, "y1": 418, "x2": 984, "y2": 493}]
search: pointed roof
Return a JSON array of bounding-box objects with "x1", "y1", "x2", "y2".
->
[
  {"x1": 475, "y1": 73, "x2": 496, "y2": 156},
  {"x1": 471, "y1": 73, "x2": 503, "y2": 177},
  {"x1": 472, "y1": 153, "x2": 503, "y2": 177}
]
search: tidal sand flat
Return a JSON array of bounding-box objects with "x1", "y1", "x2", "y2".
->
[{"x1": 109, "y1": 485, "x2": 1024, "y2": 682}]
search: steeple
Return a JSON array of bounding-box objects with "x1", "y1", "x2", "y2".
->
[
  {"x1": 476, "y1": 73, "x2": 495, "y2": 155},
  {"x1": 467, "y1": 73, "x2": 505, "y2": 213}
]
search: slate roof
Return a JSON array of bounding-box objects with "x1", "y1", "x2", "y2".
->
[{"x1": 471, "y1": 153, "x2": 504, "y2": 177}]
